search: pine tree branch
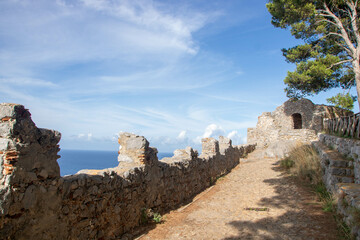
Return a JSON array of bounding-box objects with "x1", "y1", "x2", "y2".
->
[
  {"x1": 316, "y1": 17, "x2": 339, "y2": 27},
  {"x1": 323, "y1": 2, "x2": 357, "y2": 55},
  {"x1": 333, "y1": 39, "x2": 354, "y2": 57},
  {"x1": 321, "y1": 32, "x2": 354, "y2": 57},
  {"x1": 346, "y1": 1, "x2": 360, "y2": 49},
  {"x1": 328, "y1": 59, "x2": 353, "y2": 69}
]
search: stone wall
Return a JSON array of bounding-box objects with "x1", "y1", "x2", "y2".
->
[
  {"x1": 0, "y1": 103, "x2": 256, "y2": 240},
  {"x1": 313, "y1": 134, "x2": 360, "y2": 239},
  {"x1": 317, "y1": 134, "x2": 360, "y2": 184}
]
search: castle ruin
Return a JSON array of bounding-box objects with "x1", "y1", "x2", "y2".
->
[{"x1": 247, "y1": 98, "x2": 351, "y2": 157}]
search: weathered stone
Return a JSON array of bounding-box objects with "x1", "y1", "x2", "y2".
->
[
  {"x1": 0, "y1": 122, "x2": 12, "y2": 138},
  {"x1": 22, "y1": 185, "x2": 37, "y2": 210},
  {"x1": 72, "y1": 188, "x2": 83, "y2": 199},
  {"x1": 0, "y1": 103, "x2": 256, "y2": 240},
  {"x1": 38, "y1": 169, "x2": 49, "y2": 179},
  {"x1": 0, "y1": 138, "x2": 12, "y2": 151},
  {"x1": 248, "y1": 99, "x2": 350, "y2": 149},
  {"x1": 117, "y1": 132, "x2": 156, "y2": 165},
  {"x1": 314, "y1": 137, "x2": 360, "y2": 239},
  {"x1": 118, "y1": 154, "x2": 133, "y2": 163},
  {"x1": 201, "y1": 138, "x2": 219, "y2": 156},
  {"x1": 27, "y1": 172, "x2": 37, "y2": 182}
]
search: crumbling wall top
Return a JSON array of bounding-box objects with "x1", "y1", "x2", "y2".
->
[
  {"x1": 0, "y1": 103, "x2": 61, "y2": 182},
  {"x1": 117, "y1": 132, "x2": 158, "y2": 165}
]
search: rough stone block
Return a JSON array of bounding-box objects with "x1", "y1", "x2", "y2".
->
[
  {"x1": 201, "y1": 138, "x2": 219, "y2": 156},
  {"x1": 219, "y1": 136, "x2": 232, "y2": 154},
  {"x1": 38, "y1": 128, "x2": 61, "y2": 146},
  {"x1": 173, "y1": 147, "x2": 198, "y2": 161},
  {"x1": 117, "y1": 132, "x2": 158, "y2": 165},
  {"x1": 118, "y1": 132, "x2": 149, "y2": 150},
  {"x1": 0, "y1": 138, "x2": 12, "y2": 151},
  {"x1": 117, "y1": 154, "x2": 132, "y2": 163},
  {"x1": 0, "y1": 123, "x2": 12, "y2": 137},
  {"x1": 0, "y1": 103, "x2": 19, "y2": 119}
]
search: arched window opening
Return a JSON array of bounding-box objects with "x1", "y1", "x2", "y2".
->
[{"x1": 292, "y1": 113, "x2": 302, "y2": 129}]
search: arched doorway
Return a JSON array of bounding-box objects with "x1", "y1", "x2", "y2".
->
[{"x1": 292, "y1": 113, "x2": 302, "y2": 129}]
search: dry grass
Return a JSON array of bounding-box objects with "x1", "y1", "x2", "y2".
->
[
  {"x1": 280, "y1": 144, "x2": 353, "y2": 239},
  {"x1": 281, "y1": 144, "x2": 322, "y2": 185},
  {"x1": 281, "y1": 145, "x2": 333, "y2": 211}
]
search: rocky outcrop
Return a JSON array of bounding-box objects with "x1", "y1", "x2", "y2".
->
[{"x1": 0, "y1": 103, "x2": 256, "y2": 240}]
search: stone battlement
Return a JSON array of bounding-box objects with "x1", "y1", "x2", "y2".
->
[{"x1": 0, "y1": 103, "x2": 256, "y2": 239}]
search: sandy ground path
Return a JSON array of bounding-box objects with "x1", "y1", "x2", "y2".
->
[{"x1": 137, "y1": 150, "x2": 339, "y2": 240}]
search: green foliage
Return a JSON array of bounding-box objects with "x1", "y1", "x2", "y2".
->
[
  {"x1": 152, "y1": 213, "x2": 163, "y2": 223},
  {"x1": 314, "y1": 183, "x2": 335, "y2": 212},
  {"x1": 140, "y1": 208, "x2": 149, "y2": 225},
  {"x1": 327, "y1": 93, "x2": 357, "y2": 110},
  {"x1": 335, "y1": 216, "x2": 353, "y2": 240},
  {"x1": 280, "y1": 158, "x2": 295, "y2": 169},
  {"x1": 140, "y1": 208, "x2": 164, "y2": 225},
  {"x1": 266, "y1": 0, "x2": 360, "y2": 107}
]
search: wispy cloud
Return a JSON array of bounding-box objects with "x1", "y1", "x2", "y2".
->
[
  {"x1": 0, "y1": 0, "x2": 277, "y2": 152},
  {"x1": 0, "y1": 77, "x2": 57, "y2": 88},
  {"x1": 0, "y1": 0, "x2": 213, "y2": 73}
]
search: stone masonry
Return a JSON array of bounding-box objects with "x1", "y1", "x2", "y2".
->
[
  {"x1": 0, "y1": 103, "x2": 256, "y2": 240},
  {"x1": 313, "y1": 134, "x2": 360, "y2": 239},
  {"x1": 247, "y1": 98, "x2": 351, "y2": 158}
]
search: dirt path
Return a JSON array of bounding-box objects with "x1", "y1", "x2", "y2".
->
[{"x1": 137, "y1": 150, "x2": 339, "y2": 240}]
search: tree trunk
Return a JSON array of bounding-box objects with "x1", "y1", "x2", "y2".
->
[{"x1": 355, "y1": 62, "x2": 360, "y2": 111}]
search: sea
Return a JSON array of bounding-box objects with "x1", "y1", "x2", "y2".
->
[{"x1": 58, "y1": 149, "x2": 173, "y2": 176}]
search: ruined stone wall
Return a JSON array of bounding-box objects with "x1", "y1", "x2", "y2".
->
[
  {"x1": 247, "y1": 99, "x2": 351, "y2": 157},
  {"x1": 0, "y1": 103, "x2": 256, "y2": 240}
]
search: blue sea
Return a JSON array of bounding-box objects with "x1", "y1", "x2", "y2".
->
[{"x1": 58, "y1": 149, "x2": 172, "y2": 176}]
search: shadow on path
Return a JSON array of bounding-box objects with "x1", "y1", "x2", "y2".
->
[{"x1": 224, "y1": 162, "x2": 338, "y2": 240}]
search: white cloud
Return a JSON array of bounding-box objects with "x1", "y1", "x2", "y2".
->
[
  {"x1": 73, "y1": 133, "x2": 93, "y2": 141},
  {"x1": 0, "y1": 0, "x2": 212, "y2": 74},
  {"x1": 0, "y1": 0, "x2": 229, "y2": 100},
  {"x1": 203, "y1": 124, "x2": 225, "y2": 138},
  {"x1": 194, "y1": 124, "x2": 224, "y2": 143},
  {"x1": 193, "y1": 124, "x2": 245, "y2": 145},
  {"x1": 0, "y1": 0, "x2": 262, "y2": 152},
  {"x1": 177, "y1": 130, "x2": 187, "y2": 140},
  {"x1": 79, "y1": 0, "x2": 208, "y2": 54},
  {"x1": 227, "y1": 130, "x2": 244, "y2": 145}
]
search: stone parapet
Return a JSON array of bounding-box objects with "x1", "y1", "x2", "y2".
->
[
  {"x1": 201, "y1": 138, "x2": 219, "y2": 157},
  {"x1": 0, "y1": 103, "x2": 256, "y2": 239}
]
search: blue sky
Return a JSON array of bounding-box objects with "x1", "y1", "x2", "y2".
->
[{"x1": 0, "y1": 0, "x2": 357, "y2": 153}]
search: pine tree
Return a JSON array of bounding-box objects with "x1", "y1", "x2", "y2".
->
[{"x1": 267, "y1": 0, "x2": 360, "y2": 110}]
